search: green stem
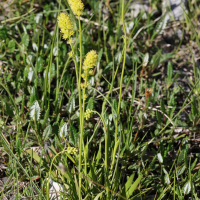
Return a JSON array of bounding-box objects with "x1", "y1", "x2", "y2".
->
[
  {"x1": 115, "y1": 0, "x2": 127, "y2": 144},
  {"x1": 78, "y1": 15, "x2": 83, "y2": 200},
  {"x1": 55, "y1": 0, "x2": 61, "y2": 114}
]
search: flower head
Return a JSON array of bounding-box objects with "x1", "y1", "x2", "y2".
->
[
  {"x1": 85, "y1": 109, "x2": 93, "y2": 120},
  {"x1": 67, "y1": 38, "x2": 74, "y2": 44},
  {"x1": 67, "y1": 147, "x2": 78, "y2": 155},
  {"x1": 57, "y1": 13, "x2": 74, "y2": 40},
  {"x1": 68, "y1": 51, "x2": 73, "y2": 57},
  {"x1": 81, "y1": 82, "x2": 90, "y2": 89},
  {"x1": 68, "y1": 0, "x2": 84, "y2": 16},
  {"x1": 83, "y1": 50, "x2": 98, "y2": 70}
]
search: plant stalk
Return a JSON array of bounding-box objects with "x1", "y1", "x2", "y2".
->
[{"x1": 115, "y1": 0, "x2": 127, "y2": 143}]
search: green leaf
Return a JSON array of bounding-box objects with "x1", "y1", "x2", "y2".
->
[
  {"x1": 43, "y1": 125, "x2": 52, "y2": 141},
  {"x1": 97, "y1": 48, "x2": 103, "y2": 72},
  {"x1": 112, "y1": 99, "x2": 117, "y2": 114},
  {"x1": 22, "y1": 34, "x2": 29, "y2": 48},
  {"x1": 157, "y1": 153, "x2": 163, "y2": 163},
  {"x1": 164, "y1": 174, "x2": 170, "y2": 185},
  {"x1": 30, "y1": 101, "x2": 41, "y2": 121},
  {"x1": 0, "y1": 25, "x2": 8, "y2": 39},
  {"x1": 126, "y1": 174, "x2": 143, "y2": 198},
  {"x1": 125, "y1": 173, "x2": 135, "y2": 192},
  {"x1": 30, "y1": 86, "x2": 37, "y2": 105},
  {"x1": 69, "y1": 125, "x2": 77, "y2": 145},
  {"x1": 16, "y1": 138, "x2": 22, "y2": 149},
  {"x1": 156, "y1": 111, "x2": 162, "y2": 124},
  {"x1": 59, "y1": 123, "x2": 68, "y2": 138},
  {"x1": 110, "y1": 139, "x2": 120, "y2": 171},
  {"x1": 155, "y1": 15, "x2": 168, "y2": 34},
  {"x1": 71, "y1": 111, "x2": 80, "y2": 121},
  {"x1": 37, "y1": 57, "x2": 45, "y2": 72},
  {"x1": 87, "y1": 97, "x2": 94, "y2": 110},
  {"x1": 94, "y1": 191, "x2": 104, "y2": 200},
  {"x1": 67, "y1": 97, "x2": 75, "y2": 114},
  {"x1": 142, "y1": 53, "x2": 149, "y2": 67},
  {"x1": 26, "y1": 149, "x2": 43, "y2": 165},
  {"x1": 177, "y1": 150, "x2": 185, "y2": 165},
  {"x1": 183, "y1": 181, "x2": 191, "y2": 195},
  {"x1": 42, "y1": 108, "x2": 49, "y2": 128},
  {"x1": 15, "y1": 96, "x2": 22, "y2": 104},
  {"x1": 147, "y1": 155, "x2": 157, "y2": 171},
  {"x1": 51, "y1": 63, "x2": 56, "y2": 78},
  {"x1": 160, "y1": 52, "x2": 174, "y2": 63},
  {"x1": 5, "y1": 103, "x2": 14, "y2": 117},
  {"x1": 160, "y1": 99, "x2": 165, "y2": 113},
  {"x1": 191, "y1": 158, "x2": 198, "y2": 171},
  {"x1": 8, "y1": 40, "x2": 15, "y2": 52},
  {"x1": 167, "y1": 61, "x2": 173, "y2": 87},
  {"x1": 177, "y1": 164, "x2": 186, "y2": 176}
]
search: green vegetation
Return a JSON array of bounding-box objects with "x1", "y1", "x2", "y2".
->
[{"x1": 0, "y1": 0, "x2": 200, "y2": 199}]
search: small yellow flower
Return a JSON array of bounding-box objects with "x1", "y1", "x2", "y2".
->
[
  {"x1": 81, "y1": 73, "x2": 86, "y2": 79},
  {"x1": 83, "y1": 94, "x2": 87, "y2": 100},
  {"x1": 89, "y1": 69, "x2": 93, "y2": 76},
  {"x1": 81, "y1": 83, "x2": 84, "y2": 89},
  {"x1": 84, "y1": 82, "x2": 90, "y2": 88},
  {"x1": 68, "y1": 0, "x2": 84, "y2": 16},
  {"x1": 67, "y1": 38, "x2": 74, "y2": 44},
  {"x1": 57, "y1": 13, "x2": 74, "y2": 40},
  {"x1": 68, "y1": 51, "x2": 73, "y2": 57},
  {"x1": 83, "y1": 50, "x2": 98, "y2": 69},
  {"x1": 81, "y1": 82, "x2": 90, "y2": 89},
  {"x1": 85, "y1": 109, "x2": 92, "y2": 120}
]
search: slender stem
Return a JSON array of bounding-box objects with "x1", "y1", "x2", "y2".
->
[
  {"x1": 78, "y1": 15, "x2": 83, "y2": 200},
  {"x1": 82, "y1": 71, "x2": 87, "y2": 192},
  {"x1": 115, "y1": 0, "x2": 127, "y2": 144}
]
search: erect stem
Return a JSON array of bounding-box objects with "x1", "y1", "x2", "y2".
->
[
  {"x1": 78, "y1": 15, "x2": 84, "y2": 200},
  {"x1": 115, "y1": 0, "x2": 127, "y2": 144}
]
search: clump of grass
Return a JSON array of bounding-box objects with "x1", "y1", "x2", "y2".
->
[{"x1": 0, "y1": 0, "x2": 200, "y2": 199}]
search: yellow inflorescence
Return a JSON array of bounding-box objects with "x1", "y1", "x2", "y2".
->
[
  {"x1": 85, "y1": 109, "x2": 93, "y2": 120},
  {"x1": 81, "y1": 50, "x2": 98, "y2": 89},
  {"x1": 67, "y1": 147, "x2": 78, "y2": 155},
  {"x1": 81, "y1": 82, "x2": 90, "y2": 89},
  {"x1": 57, "y1": 13, "x2": 74, "y2": 40},
  {"x1": 83, "y1": 50, "x2": 98, "y2": 70},
  {"x1": 67, "y1": 38, "x2": 74, "y2": 44},
  {"x1": 68, "y1": 0, "x2": 84, "y2": 16}
]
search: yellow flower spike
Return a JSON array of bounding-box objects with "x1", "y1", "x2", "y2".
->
[
  {"x1": 67, "y1": 147, "x2": 78, "y2": 155},
  {"x1": 68, "y1": 0, "x2": 84, "y2": 16},
  {"x1": 83, "y1": 50, "x2": 98, "y2": 69},
  {"x1": 85, "y1": 109, "x2": 93, "y2": 120},
  {"x1": 57, "y1": 13, "x2": 74, "y2": 40}
]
